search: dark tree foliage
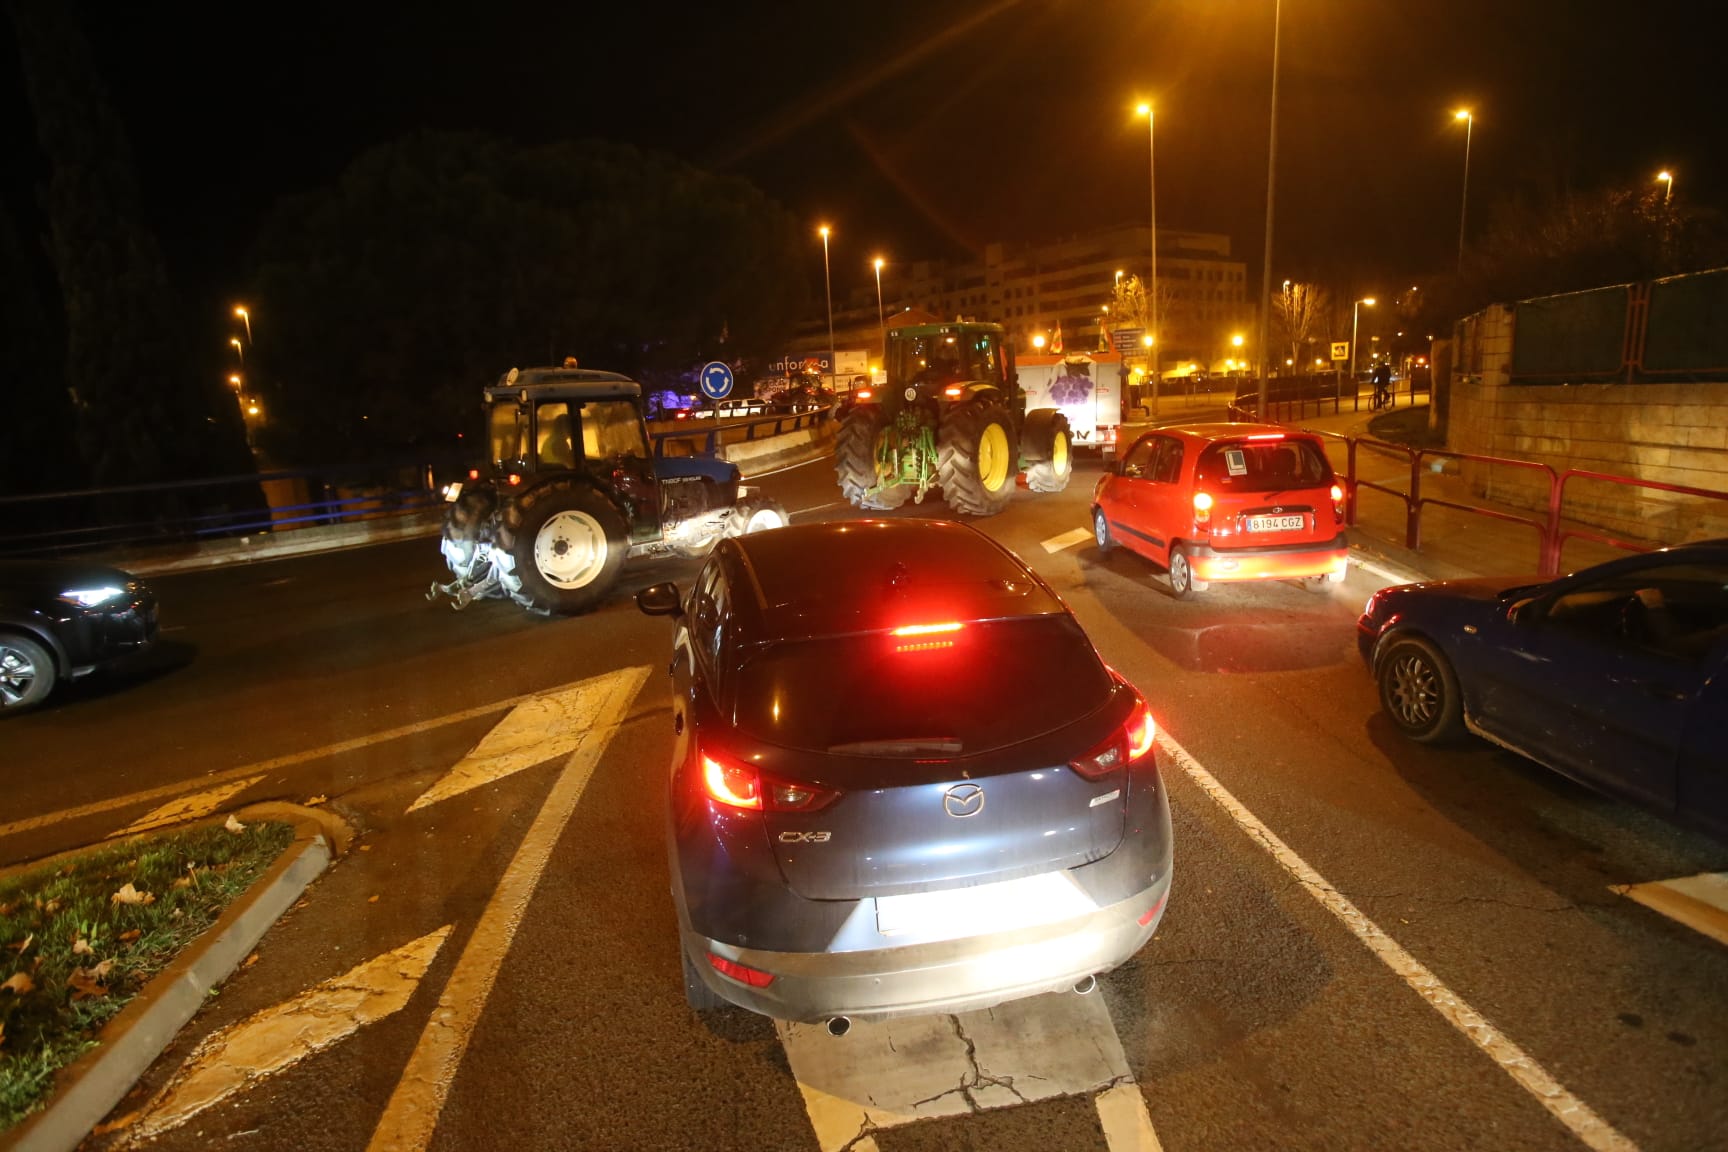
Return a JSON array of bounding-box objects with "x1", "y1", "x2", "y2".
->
[
  {"x1": 8, "y1": 1, "x2": 255, "y2": 493},
  {"x1": 0, "y1": 196, "x2": 75, "y2": 500},
  {"x1": 246, "y1": 132, "x2": 808, "y2": 464}
]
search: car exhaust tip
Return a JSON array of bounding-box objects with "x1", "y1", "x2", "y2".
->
[
  {"x1": 827, "y1": 1016, "x2": 852, "y2": 1037},
  {"x1": 1073, "y1": 974, "x2": 1098, "y2": 996}
]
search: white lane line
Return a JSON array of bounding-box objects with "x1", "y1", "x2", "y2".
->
[
  {"x1": 124, "y1": 926, "x2": 453, "y2": 1140},
  {"x1": 779, "y1": 990, "x2": 1157, "y2": 1151},
  {"x1": 108, "y1": 776, "x2": 264, "y2": 838},
  {"x1": 1042, "y1": 527, "x2": 1094, "y2": 554},
  {"x1": 1096, "y1": 1082, "x2": 1165, "y2": 1152},
  {"x1": 366, "y1": 665, "x2": 650, "y2": 1152},
  {"x1": 1611, "y1": 872, "x2": 1728, "y2": 948},
  {"x1": 790, "y1": 501, "x2": 847, "y2": 519},
  {"x1": 0, "y1": 686, "x2": 555, "y2": 841},
  {"x1": 406, "y1": 680, "x2": 620, "y2": 812},
  {"x1": 1157, "y1": 730, "x2": 1640, "y2": 1152},
  {"x1": 744, "y1": 455, "x2": 832, "y2": 479}
]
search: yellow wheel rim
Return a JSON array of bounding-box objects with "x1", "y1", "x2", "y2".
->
[
  {"x1": 979, "y1": 424, "x2": 1011, "y2": 492},
  {"x1": 1052, "y1": 432, "x2": 1070, "y2": 476}
]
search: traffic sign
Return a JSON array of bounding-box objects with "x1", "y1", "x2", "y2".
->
[
  {"x1": 1110, "y1": 327, "x2": 1145, "y2": 353},
  {"x1": 1331, "y1": 342, "x2": 1350, "y2": 362},
  {"x1": 699, "y1": 361, "x2": 735, "y2": 400}
]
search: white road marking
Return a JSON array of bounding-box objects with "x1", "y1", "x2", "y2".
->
[
  {"x1": 1611, "y1": 872, "x2": 1728, "y2": 948},
  {"x1": 779, "y1": 990, "x2": 1157, "y2": 1151},
  {"x1": 123, "y1": 926, "x2": 453, "y2": 1140},
  {"x1": 791, "y1": 501, "x2": 847, "y2": 519},
  {"x1": 744, "y1": 456, "x2": 832, "y2": 479},
  {"x1": 108, "y1": 776, "x2": 264, "y2": 837},
  {"x1": 406, "y1": 681, "x2": 617, "y2": 812},
  {"x1": 1042, "y1": 527, "x2": 1094, "y2": 554},
  {"x1": 366, "y1": 665, "x2": 650, "y2": 1152},
  {"x1": 0, "y1": 686, "x2": 557, "y2": 842},
  {"x1": 1350, "y1": 554, "x2": 1429, "y2": 588},
  {"x1": 1157, "y1": 730, "x2": 1641, "y2": 1152},
  {"x1": 1096, "y1": 1082, "x2": 1164, "y2": 1152}
]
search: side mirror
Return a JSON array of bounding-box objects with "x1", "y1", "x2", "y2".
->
[
  {"x1": 636, "y1": 582, "x2": 684, "y2": 617},
  {"x1": 1507, "y1": 597, "x2": 1538, "y2": 625}
]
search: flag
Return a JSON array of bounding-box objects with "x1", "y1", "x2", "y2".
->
[{"x1": 1050, "y1": 322, "x2": 1064, "y2": 355}]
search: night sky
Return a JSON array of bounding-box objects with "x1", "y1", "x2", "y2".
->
[{"x1": 6, "y1": 0, "x2": 1723, "y2": 315}]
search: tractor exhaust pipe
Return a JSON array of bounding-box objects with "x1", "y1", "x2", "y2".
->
[
  {"x1": 1073, "y1": 974, "x2": 1098, "y2": 996},
  {"x1": 827, "y1": 1016, "x2": 852, "y2": 1037}
]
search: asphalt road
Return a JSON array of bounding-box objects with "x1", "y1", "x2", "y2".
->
[{"x1": 6, "y1": 451, "x2": 1726, "y2": 1152}]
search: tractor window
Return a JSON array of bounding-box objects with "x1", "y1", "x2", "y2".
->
[
  {"x1": 535, "y1": 402, "x2": 574, "y2": 470},
  {"x1": 970, "y1": 333, "x2": 1001, "y2": 383},
  {"x1": 581, "y1": 400, "x2": 650, "y2": 462},
  {"x1": 489, "y1": 402, "x2": 530, "y2": 471}
]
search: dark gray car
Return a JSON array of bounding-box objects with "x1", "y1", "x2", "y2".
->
[{"x1": 637, "y1": 518, "x2": 1173, "y2": 1026}]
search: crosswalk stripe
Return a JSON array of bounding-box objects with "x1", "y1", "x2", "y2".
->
[
  {"x1": 124, "y1": 926, "x2": 453, "y2": 1139},
  {"x1": 1042, "y1": 527, "x2": 1094, "y2": 553},
  {"x1": 1096, "y1": 1082, "x2": 1164, "y2": 1151},
  {"x1": 107, "y1": 777, "x2": 264, "y2": 838}
]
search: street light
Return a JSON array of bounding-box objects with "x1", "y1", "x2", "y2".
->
[
  {"x1": 1657, "y1": 170, "x2": 1674, "y2": 203},
  {"x1": 1350, "y1": 297, "x2": 1376, "y2": 381},
  {"x1": 1134, "y1": 103, "x2": 1157, "y2": 362},
  {"x1": 872, "y1": 256, "x2": 887, "y2": 357},
  {"x1": 1256, "y1": 0, "x2": 1284, "y2": 421},
  {"x1": 233, "y1": 304, "x2": 252, "y2": 344},
  {"x1": 230, "y1": 336, "x2": 244, "y2": 369},
  {"x1": 228, "y1": 374, "x2": 242, "y2": 390},
  {"x1": 1453, "y1": 109, "x2": 1474, "y2": 272},
  {"x1": 1114, "y1": 269, "x2": 1123, "y2": 288},
  {"x1": 1032, "y1": 333, "x2": 1047, "y2": 351},
  {"x1": 818, "y1": 225, "x2": 835, "y2": 391}
]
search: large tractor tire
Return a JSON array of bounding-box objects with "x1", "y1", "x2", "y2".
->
[
  {"x1": 1021, "y1": 408, "x2": 1074, "y2": 494},
  {"x1": 505, "y1": 481, "x2": 629, "y2": 614},
  {"x1": 938, "y1": 401, "x2": 1017, "y2": 516},
  {"x1": 836, "y1": 406, "x2": 909, "y2": 510},
  {"x1": 724, "y1": 494, "x2": 790, "y2": 538}
]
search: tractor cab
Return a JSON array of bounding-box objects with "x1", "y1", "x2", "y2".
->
[{"x1": 882, "y1": 323, "x2": 1016, "y2": 412}]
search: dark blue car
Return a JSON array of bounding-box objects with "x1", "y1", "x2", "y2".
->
[{"x1": 1357, "y1": 540, "x2": 1728, "y2": 838}]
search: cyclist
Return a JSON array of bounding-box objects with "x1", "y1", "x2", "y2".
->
[{"x1": 1370, "y1": 362, "x2": 1392, "y2": 410}]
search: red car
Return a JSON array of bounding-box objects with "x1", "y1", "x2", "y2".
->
[{"x1": 1091, "y1": 422, "x2": 1348, "y2": 598}]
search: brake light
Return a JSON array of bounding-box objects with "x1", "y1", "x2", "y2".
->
[
  {"x1": 892, "y1": 621, "x2": 962, "y2": 653},
  {"x1": 1069, "y1": 695, "x2": 1157, "y2": 781},
  {"x1": 943, "y1": 386, "x2": 963, "y2": 398},
  {"x1": 857, "y1": 389, "x2": 873, "y2": 401},
  {"x1": 708, "y1": 953, "x2": 774, "y2": 988},
  {"x1": 467, "y1": 468, "x2": 480, "y2": 481},
  {"x1": 507, "y1": 474, "x2": 522, "y2": 486},
  {"x1": 703, "y1": 752, "x2": 761, "y2": 810},
  {"x1": 700, "y1": 746, "x2": 838, "y2": 812},
  {"x1": 1246, "y1": 432, "x2": 1286, "y2": 441},
  {"x1": 892, "y1": 622, "x2": 963, "y2": 636},
  {"x1": 1193, "y1": 491, "x2": 1213, "y2": 531},
  {"x1": 1330, "y1": 483, "x2": 1345, "y2": 522}
]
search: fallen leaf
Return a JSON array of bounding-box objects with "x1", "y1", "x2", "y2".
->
[
  {"x1": 10, "y1": 933, "x2": 32, "y2": 955},
  {"x1": 367, "y1": 895, "x2": 379, "y2": 904},
  {"x1": 43, "y1": 898, "x2": 61, "y2": 914},
  {"x1": 118, "y1": 929, "x2": 142, "y2": 943},
  {"x1": 359, "y1": 844, "x2": 372, "y2": 852},
  {"x1": 293, "y1": 899, "x2": 310, "y2": 910},
  {"x1": 173, "y1": 876, "x2": 192, "y2": 889},
  {"x1": 112, "y1": 883, "x2": 156, "y2": 906},
  {"x1": 243, "y1": 952, "x2": 260, "y2": 968},
  {"x1": 305, "y1": 794, "x2": 328, "y2": 807},
  {"x1": 224, "y1": 814, "x2": 247, "y2": 833},
  {"x1": 67, "y1": 959, "x2": 116, "y2": 1000},
  {"x1": 72, "y1": 938, "x2": 92, "y2": 956},
  {"x1": 2, "y1": 972, "x2": 35, "y2": 995}
]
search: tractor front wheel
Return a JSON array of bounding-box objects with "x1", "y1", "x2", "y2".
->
[
  {"x1": 507, "y1": 482, "x2": 628, "y2": 614},
  {"x1": 1021, "y1": 408, "x2": 1073, "y2": 494}
]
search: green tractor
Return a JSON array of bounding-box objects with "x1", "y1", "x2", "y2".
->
[{"x1": 834, "y1": 321, "x2": 1072, "y2": 515}]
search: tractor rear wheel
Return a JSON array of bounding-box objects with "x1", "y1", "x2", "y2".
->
[
  {"x1": 939, "y1": 401, "x2": 1017, "y2": 516},
  {"x1": 836, "y1": 406, "x2": 909, "y2": 510},
  {"x1": 1021, "y1": 409, "x2": 1074, "y2": 494},
  {"x1": 507, "y1": 481, "x2": 628, "y2": 614},
  {"x1": 724, "y1": 495, "x2": 789, "y2": 537}
]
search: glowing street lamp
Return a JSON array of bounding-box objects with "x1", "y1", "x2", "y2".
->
[
  {"x1": 818, "y1": 226, "x2": 835, "y2": 391},
  {"x1": 1453, "y1": 109, "x2": 1474, "y2": 272},
  {"x1": 1032, "y1": 333, "x2": 1048, "y2": 351},
  {"x1": 872, "y1": 257, "x2": 886, "y2": 354},
  {"x1": 233, "y1": 304, "x2": 252, "y2": 343},
  {"x1": 1657, "y1": 170, "x2": 1674, "y2": 203},
  {"x1": 1350, "y1": 297, "x2": 1376, "y2": 380},
  {"x1": 228, "y1": 373, "x2": 242, "y2": 390},
  {"x1": 230, "y1": 336, "x2": 244, "y2": 369},
  {"x1": 1134, "y1": 103, "x2": 1158, "y2": 357}
]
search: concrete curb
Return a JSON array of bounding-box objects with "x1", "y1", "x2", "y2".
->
[{"x1": 2, "y1": 808, "x2": 347, "y2": 1152}]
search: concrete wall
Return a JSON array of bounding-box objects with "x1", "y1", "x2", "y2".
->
[{"x1": 1448, "y1": 303, "x2": 1728, "y2": 543}]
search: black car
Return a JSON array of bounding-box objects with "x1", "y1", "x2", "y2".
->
[
  {"x1": 636, "y1": 518, "x2": 1173, "y2": 1026},
  {"x1": 0, "y1": 560, "x2": 159, "y2": 715}
]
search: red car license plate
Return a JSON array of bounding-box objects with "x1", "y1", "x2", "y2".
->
[{"x1": 1247, "y1": 514, "x2": 1305, "y2": 532}]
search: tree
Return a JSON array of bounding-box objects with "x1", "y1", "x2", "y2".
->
[
  {"x1": 0, "y1": 196, "x2": 76, "y2": 499},
  {"x1": 246, "y1": 133, "x2": 808, "y2": 464},
  {"x1": 1274, "y1": 282, "x2": 1330, "y2": 368}
]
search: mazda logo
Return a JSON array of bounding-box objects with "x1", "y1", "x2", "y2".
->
[{"x1": 943, "y1": 783, "x2": 985, "y2": 818}]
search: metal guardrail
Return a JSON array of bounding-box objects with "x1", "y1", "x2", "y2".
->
[
  {"x1": 1229, "y1": 373, "x2": 1432, "y2": 425},
  {"x1": 647, "y1": 405, "x2": 833, "y2": 457}
]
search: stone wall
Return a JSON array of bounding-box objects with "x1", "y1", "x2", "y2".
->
[{"x1": 1447, "y1": 302, "x2": 1728, "y2": 544}]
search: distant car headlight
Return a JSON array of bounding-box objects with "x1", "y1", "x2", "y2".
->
[{"x1": 59, "y1": 586, "x2": 127, "y2": 608}]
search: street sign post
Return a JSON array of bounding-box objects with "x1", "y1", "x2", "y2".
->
[
  {"x1": 699, "y1": 361, "x2": 735, "y2": 401},
  {"x1": 1111, "y1": 327, "x2": 1146, "y2": 354},
  {"x1": 1331, "y1": 342, "x2": 1350, "y2": 362}
]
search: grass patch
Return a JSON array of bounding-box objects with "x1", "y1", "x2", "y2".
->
[
  {"x1": 0, "y1": 820, "x2": 294, "y2": 1132},
  {"x1": 1367, "y1": 405, "x2": 1445, "y2": 449}
]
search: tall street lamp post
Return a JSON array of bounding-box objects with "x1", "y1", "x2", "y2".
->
[
  {"x1": 1255, "y1": 0, "x2": 1283, "y2": 420},
  {"x1": 230, "y1": 337, "x2": 245, "y2": 370},
  {"x1": 873, "y1": 257, "x2": 886, "y2": 358},
  {"x1": 1657, "y1": 170, "x2": 1674, "y2": 203},
  {"x1": 1350, "y1": 297, "x2": 1376, "y2": 382},
  {"x1": 233, "y1": 304, "x2": 252, "y2": 344},
  {"x1": 1135, "y1": 103, "x2": 1157, "y2": 367},
  {"x1": 818, "y1": 225, "x2": 836, "y2": 391},
  {"x1": 1453, "y1": 109, "x2": 1474, "y2": 273}
]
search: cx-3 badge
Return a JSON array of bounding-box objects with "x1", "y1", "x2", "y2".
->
[{"x1": 943, "y1": 783, "x2": 985, "y2": 818}]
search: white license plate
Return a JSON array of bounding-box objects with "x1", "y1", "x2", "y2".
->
[
  {"x1": 874, "y1": 872, "x2": 1095, "y2": 938},
  {"x1": 1247, "y1": 514, "x2": 1304, "y2": 532},
  {"x1": 443, "y1": 481, "x2": 463, "y2": 503}
]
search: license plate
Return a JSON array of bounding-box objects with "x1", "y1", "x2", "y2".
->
[
  {"x1": 443, "y1": 481, "x2": 463, "y2": 503},
  {"x1": 875, "y1": 872, "x2": 1094, "y2": 938},
  {"x1": 1247, "y1": 514, "x2": 1304, "y2": 532}
]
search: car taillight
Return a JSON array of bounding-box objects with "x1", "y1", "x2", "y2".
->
[
  {"x1": 708, "y1": 953, "x2": 774, "y2": 988},
  {"x1": 1069, "y1": 695, "x2": 1157, "y2": 781},
  {"x1": 467, "y1": 468, "x2": 480, "y2": 481},
  {"x1": 856, "y1": 389, "x2": 873, "y2": 401},
  {"x1": 891, "y1": 621, "x2": 963, "y2": 653},
  {"x1": 700, "y1": 746, "x2": 838, "y2": 812},
  {"x1": 1193, "y1": 491, "x2": 1213, "y2": 531},
  {"x1": 1330, "y1": 483, "x2": 1345, "y2": 522},
  {"x1": 507, "y1": 474, "x2": 522, "y2": 486},
  {"x1": 944, "y1": 386, "x2": 963, "y2": 398}
]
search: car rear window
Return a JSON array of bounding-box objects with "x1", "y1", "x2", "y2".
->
[
  {"x1": 1195, "y1": 438, "x2": 1332, "y2": 492},
  {"x1": 729, "y1": 615, "x2": 1112, "y2": 755}
]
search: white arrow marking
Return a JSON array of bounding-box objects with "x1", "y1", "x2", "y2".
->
[
  {"x1": 1042, "y1": 527, "x2": 1094, "y2": 553},
  {"x1": 125, "y1": 925, "x2": 453, "y2": 1140},
  {"x1": 108, "y1": 777, "x2": 264, "y2": 838},
  {"x1": 406, "y1": 677, "x2": 626, "y2": 812},
  {"x1": 368, "y1": 664, "x2": 650, "y2": 1152}
]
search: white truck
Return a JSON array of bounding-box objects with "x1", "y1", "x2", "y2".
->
[{"x1": 1015, "y1": 352, "x2": 1124, "y2": 458}]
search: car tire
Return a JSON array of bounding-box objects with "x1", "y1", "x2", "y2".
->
[
  {"x1": 1022, "y1": 409, "x2": 1074, "y2": 494},
  {"x1": 507, "y1": 481, "x2": 629, "y2": 615},
  {"x1": 1092, "y1": 506, "x2": 1116, "y2": 554},
  {"x1": 835, "y1": 406, "x2": 910, "y2": 510},
  {"x1": 939, "y1": 401, "x2": 1017, "y2": 516},
  {"x1": 0, "y1": 632, "x2": 56, "y2": 715},
  {"x1": 1167, "y1": 545, "x2": 1207, "y2": 599},
  {"x1": 681, "y1": 946, "x2": 729, "y2": 1014},
  {"x1": 1376, "y1": 635, "x2": 1464, "y2": 744}
]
